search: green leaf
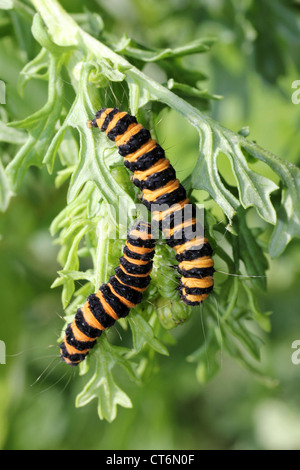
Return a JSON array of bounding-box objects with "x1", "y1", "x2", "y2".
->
[
  {"x1": 191, "y1": 124, "x2": 278, "y2": 225},
  {"x1": 243, "y1": 140, "x2": 300, "y2": 256},
  {"x1": 155, "y1": 297, "x2": 192, "y2": 330},
  {"x1": 0, "y1": 158, "x2": 14, "y2": 212},
  {"x1": 31, "y1": 13, "x2": 75, "y2": 55},
  {"x1": 128, "y1": 312, "x2": 169, "y2": 356},
  {"x1": 167, "y1": 79, "x2": 222, "y2": 102},
  {"x1": 225, "y1": 319, "x2": 264, "y2": 361},
  {"x1": 5, "y1": 54, "x2": 64, "y2": 191},
  {"x1": 269, "y1": 177, "x2": 300, "y2": 258},
  {"x1": 0, "y1": 0, "x2": 13, "y2": 10},
  {"x1": 235, "y1": 208, "x2": 269, "y2": 291},
  {"x1": 58, "y1": 225, "x2": 91, "y2": 307},
  {"x1": 0, "y1": 120, "x2": 26, "y2": 144},
  {"x1": 242, "y1": 283, "x2": 272, "y2": 333},
  {"x1": 187, "y1": 330, "x2": 221, "y2": 384},
  {"x1": 83, "y1": 7, "x2": 104, "y2": 37},
  {"x1": 43, "y1": 61, "x2": 136, "y2": 228},
  {"x1": 18, "y1": 47, "x2": 49, "y2": 96},
  {"x1": 191, "y1": 126, "x2": 240, "y2": 222},
  {"x1": 222, "y1": 331, "x2": 278, "y2": 388},
  {"x1": 226, "y1": 143, "x2": 278, "y2": 224},
  {"x1": 75, "y1": 336, "x2": 139, "y2": 422},
  {"x1": 127, "y1": 75, "x2": 152, "y2": 116},
  {"x1": 114, "y1": 36, "x2": 216, "y2": 62}
]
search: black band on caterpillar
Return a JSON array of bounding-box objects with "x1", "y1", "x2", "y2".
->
[
  {"x1": 124, "y1": 145, "x2": 166, "y2": 172},
  {"x1": 120, "y1": 256, "x2": 153, "y2": 276},
  {"x1": 89, "y1": 108, "x2": 214, "y2": 306},
  {"x1": 132, "y1": 164, "x2": 176, "y2": 191},
  {"x1": 60, "y1": 221, "x2": 155, "y2": 366},
  {"x1": 118, "y1": 128, "x2": 152, "y2": 156}
]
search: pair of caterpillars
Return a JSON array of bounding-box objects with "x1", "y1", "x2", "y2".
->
[{"x1": 60, "y1": 109, "x2": 214, "y2": 366}]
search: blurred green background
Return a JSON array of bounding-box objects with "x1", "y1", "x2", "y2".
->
[{"x1": 0, "y1": 0, "x2": 300, "y2": 450}]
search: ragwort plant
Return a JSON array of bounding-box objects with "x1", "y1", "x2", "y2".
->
[{"x1": 0, "y1": 0, "x2": 300, "y2": 421}]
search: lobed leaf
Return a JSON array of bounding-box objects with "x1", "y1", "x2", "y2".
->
[{"x1": 75, "y1": 337, "x2": 139, "y2": 422}]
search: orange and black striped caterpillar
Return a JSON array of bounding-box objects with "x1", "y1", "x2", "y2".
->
[
  {"x1": 88, "y1": 108, "x2": 214, "y2": 306},
  {"x1": 60, "y1": 221, "x2": 155, "y2": 366}
]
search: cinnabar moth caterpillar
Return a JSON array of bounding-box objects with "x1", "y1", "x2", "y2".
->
[
  {"x1": 88, "y1": 108, "x2": 214, "y2": 306},
  {"x1": 60, "y1": 221, "x2": 155, "y2": 366}
]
